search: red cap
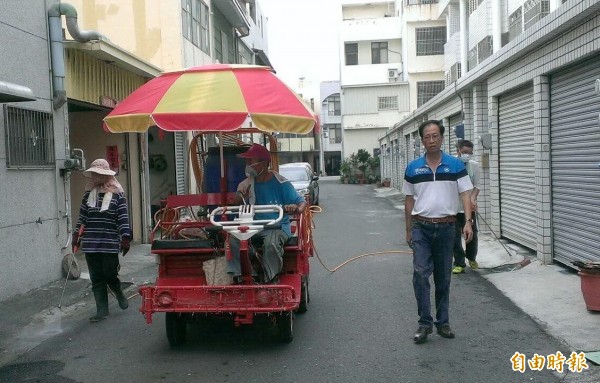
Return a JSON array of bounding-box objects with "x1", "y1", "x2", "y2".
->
[{"x1": 238, "y1": 144, "x2": 271, "y2": 162}]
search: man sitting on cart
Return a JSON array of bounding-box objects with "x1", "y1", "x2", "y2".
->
[{"x1": 228, "y1": 144, "x2": 307, "y2": 283}]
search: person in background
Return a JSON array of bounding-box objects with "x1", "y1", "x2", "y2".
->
[
  {"x1": 73, "y1": 159, "x2": 131, "y2": 322},
  {"x1": 228, "y1": 144, "x2": 307, "y2": 283},
  {"x1": 452, "y1": 139, "x2": 481, "y2": 274},
  {"x1": 403, "y1": 120, "x2": 473, "y2": 344}
]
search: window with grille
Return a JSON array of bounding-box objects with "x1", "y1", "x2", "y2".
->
[
  {"x1": 345, "y1": 43, "x2": 358, "y2": 66},
  {"x1": 4, "y1": 105, "x2": 55, "y2": 168},
  {"x1": 181, "y1": 0, "x2": 210, "y2": 54},
  {"x1": 371, "y1": 42, "x2": 388, "y2": 64},
  {"x1": 324, "y1": 94, "x2": 341, "y2": 116},
  {"x1": 468, "y1": 46, "x2": 478, "y2": 71},
  {"x1": 406, "y1": 0, "x2": 439, "y2": 4},
  {"x1": 417, "y1": 81, "x2": 445, "y2": 107},
  {"x1": 477, "y1": 36, "x2": 493, "y2": 63},
  {"x1": 509, "y1": 7, "x2": 523, "y2": 42},
  {"x1": 378, "y1": 96, "x2": 398, "y2": 110},
  {"x1": 416, "y1": 27, "x2": 446, "y2": 56},
  {"x1": 468, "y1": 0, "x2": 484, "y2": 14}
]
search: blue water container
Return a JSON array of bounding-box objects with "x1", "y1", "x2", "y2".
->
[{"x1": 204, "y1": 146, "x2": 247, "y2": 193}]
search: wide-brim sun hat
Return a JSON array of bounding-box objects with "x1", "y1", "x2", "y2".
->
[
  {"x1": 237, "y1": 143, "x2": 271, "y2": 162},
  {"x1": 82, "y1": 158, "x2": 116, "y2": 177}
]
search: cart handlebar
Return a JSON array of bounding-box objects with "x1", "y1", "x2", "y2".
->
[{"x1": 209, "y1": 204, "x2": 284, "y2": 241}]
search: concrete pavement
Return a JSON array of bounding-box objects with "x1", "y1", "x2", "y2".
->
[
  {"x1": 0, "y1": 244, "x2": 155, "y2": 367},
  {"x1": 0, "y1": 184, "x2": 598, "y2": 372},
  {"x1": 374, "y1": 185, "x2": 600, "y2": 355}
]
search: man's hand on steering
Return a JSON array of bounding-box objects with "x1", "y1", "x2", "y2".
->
[{"x1": 283, "y1": 204, "x2": 299, "y2": 214}]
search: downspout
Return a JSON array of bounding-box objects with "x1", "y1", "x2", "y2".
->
[
  {"x1": 48, "y1": 2, "x2": 106, "y2": 110},
  {"x1": 47, "y1": 2, "x2": 106, "y2": 250}
]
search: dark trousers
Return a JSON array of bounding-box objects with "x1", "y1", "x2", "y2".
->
[
  {"x1": 411, "y1": 220, "x2": 455, "y2": 328},
  {"x1": 85, "y1": 252, "x2": 122, "y2": 293},
  {"x1": 453, "y1": 212, "x2": 478, "y2": 267}
]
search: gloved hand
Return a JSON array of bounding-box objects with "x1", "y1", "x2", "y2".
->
[
  {"x1": 72, "y1": 230, "x2": 80, "y2": 253},
  {"x1": 120, "y1": 238, "x2": 130, "y2": 256}
]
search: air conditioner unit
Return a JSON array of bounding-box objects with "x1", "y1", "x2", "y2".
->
[{"x1": 388, "y1": 68, "x2": 399, "y2": 79}]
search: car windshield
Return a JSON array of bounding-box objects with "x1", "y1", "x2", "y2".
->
[{"x1": 280, "y1": 167, "x2": 309, "y2": 182}]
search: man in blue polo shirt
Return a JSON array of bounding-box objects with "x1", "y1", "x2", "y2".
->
[
  {"x1": 403, "y1": 120, "x2": 474, "y2": 344},
  {"x1": 230, "y1": 144, "x2": 307, "y2": 284}
]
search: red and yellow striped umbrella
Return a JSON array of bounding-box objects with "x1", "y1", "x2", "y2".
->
[{"x1": 103, "y1": 64, "x2": 316, "y2": 134}]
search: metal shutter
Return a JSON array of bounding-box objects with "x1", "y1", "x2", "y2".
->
[
  {"x1": 498, "y1": 86, "x2": 536, "y2": 249},
  {"x1": 174, "y1": 132, "x2": 186, "y2": 195},
  {"x1": 550, "y1": 57, "x2": 600, "y2": 265}
]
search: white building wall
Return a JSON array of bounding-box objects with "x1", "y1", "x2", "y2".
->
[
  {"x1": 0, "y1": 0, "x2": 70, "y2": 301},
  {"x1": 344, "y1": 128, "x2": 388, "y2": 157},
  {"x1": 507, "y1": 0, "x2": 525, "y2": 14},
  {"x1": 320, "y1": 81, "x2": 343, "y2": 153},
  {"x1": 380, "y1": 0, "x2": 600, "y2": 264},
  {"x1": 342, "y1": 1, "x2": 395, "y2": 19},
  {"x1": 241, "y1": 0, "x2": 269, "y2": 53},
  {"x1": 404, "y1": 22, "x2": 446, "y2": 74},
  {"x1": 468, "y1": 0, "x2": 493, "y2": 50}
]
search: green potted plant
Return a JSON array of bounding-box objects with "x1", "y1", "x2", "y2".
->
[
  {"x1": 340, "y1": 159, "x2": 351, "y2": 184},
  {"x1": 355, "y1": 149, "x2": 371, "y2": 181}
]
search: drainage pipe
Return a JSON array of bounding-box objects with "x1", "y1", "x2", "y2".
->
[
  {"x1": 47, "y1": 2, "x2": 106, "y2": 249},
  {"x1": 48, "y1": 2, "x2": 106, "y2": 110}
]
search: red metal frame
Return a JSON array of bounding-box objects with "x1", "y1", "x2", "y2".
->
[{"x1": 139, "y1": 193, "x2": 312, "y2": 326}]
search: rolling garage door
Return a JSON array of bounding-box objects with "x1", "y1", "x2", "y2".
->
[
  {"x1": 550, "y1": 57, "x2": 600, "y2": 265},
  {"x1": 498, "y1": 86, "x2": 536, "y2": 249}
]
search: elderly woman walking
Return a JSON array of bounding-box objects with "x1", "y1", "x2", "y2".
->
[{"x1": 73, "y1": 159, "x2": 131, "y2": 322}]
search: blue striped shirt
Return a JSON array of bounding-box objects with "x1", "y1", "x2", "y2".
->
[
  {"x1": 75, "y1": 191, "x2": 131, "y2": 254},
  {"x1": 403, "y1": 152, "x2": 473, "y2": 217}
]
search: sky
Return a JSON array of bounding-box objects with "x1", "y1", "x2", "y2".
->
[{"x1": 258, "y1": 0, "x2": 343, "y2": 97}]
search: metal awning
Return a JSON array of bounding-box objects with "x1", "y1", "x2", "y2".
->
[
  {"x1": 0, "y1": 81, "x2": 35, "y2": 102},
  {"x1": 63, "y1": 40, "x2": 162, "y2": 78},
  {"x1": 252, "y1": 49, "x2": 275, "y2": 72}
]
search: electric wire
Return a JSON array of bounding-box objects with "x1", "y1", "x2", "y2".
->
[{"x1": 306, "y1": 204, "x2": 412, "y2": 273}]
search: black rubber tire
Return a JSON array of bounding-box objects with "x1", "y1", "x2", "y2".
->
[
  {"x1": 297, "y1": 277, "x2": 309, "y2": 313},
  {"x1": 165, "y1": 312, "x2": 187, "y2": 347},
  {"x1": 278, "y1": 312, "x2": 294, "y2": 343}
]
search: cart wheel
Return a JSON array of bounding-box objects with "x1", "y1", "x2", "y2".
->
[
  {"x1": 165, "y1": 312, "x2": 187, "y2": 347},
  {"x1": 278, "y1": 312, "x2": 294, "y2": 343},
  {"x1": 298, "y1": 277, "x2": 309, "y2": 313}
]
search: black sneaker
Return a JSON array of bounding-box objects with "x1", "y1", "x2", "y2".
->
[
  {"x1": 413, "y1": 327, "x2": 433, "y2": 344},
  {"x1": 437, "y1": 325, "x2": 455, "y2": 339}
]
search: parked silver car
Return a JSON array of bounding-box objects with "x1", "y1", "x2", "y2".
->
[{"x1": 279, "y1": 162, "x2": 320, "y2": 205}]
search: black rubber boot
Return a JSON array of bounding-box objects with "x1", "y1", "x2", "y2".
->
[
  {"x1": 109, "y1": 283, "x2": 129, "y2": 310},
  {"x1": 90, "y1": 288, "x2": 109, "y2": 322}
]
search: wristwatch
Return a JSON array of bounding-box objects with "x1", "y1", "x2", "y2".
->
[{"x1": 465, "y1": 218, "x2": 474, "y2": 224}]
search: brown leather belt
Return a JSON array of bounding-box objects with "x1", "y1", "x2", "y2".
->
[{"x1": 413, "y1": 215, "x2": 456, "y2": 224}]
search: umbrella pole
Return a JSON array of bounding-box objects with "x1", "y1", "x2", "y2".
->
[{"x1": 219, "y1": 133, "x2": 227, "y2": 206}]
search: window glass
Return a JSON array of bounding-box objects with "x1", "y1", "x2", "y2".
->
[
  {"x1": 182, "y1": 0, "x2": 209, "y2": 54},
  {"x1": 345, "y1": 43, "x2": 358, "y2": 65},
  {"x1": 371, "y1": 42, "x2": 388, "y2": 64},
  {"x1": 280, "y1": 167, "x2": 310, "y2": 182}
]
